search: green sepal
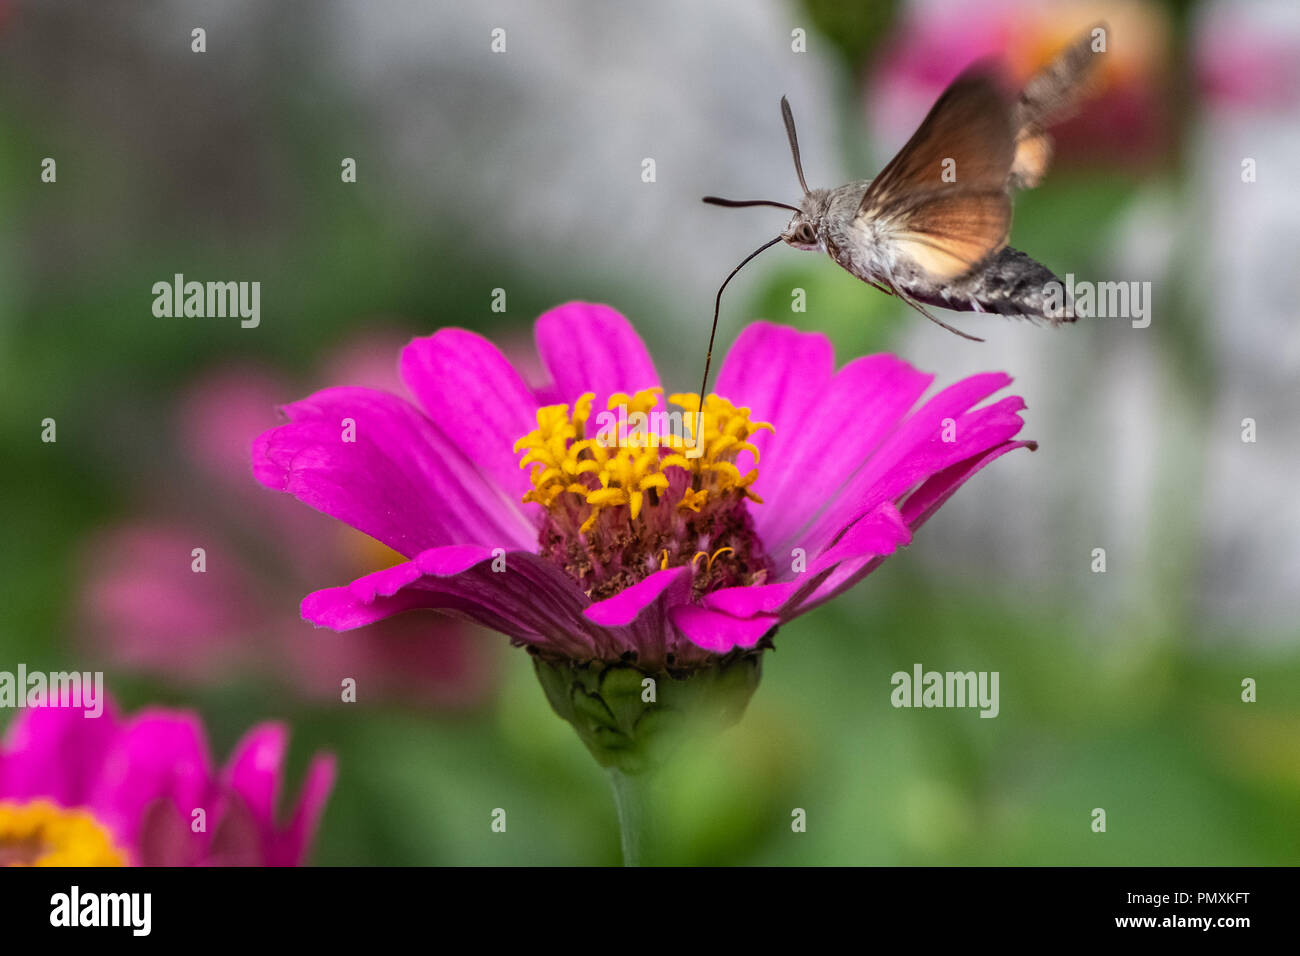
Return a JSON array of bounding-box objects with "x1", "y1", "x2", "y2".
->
[{"x1": 532, "y1": 653, "x2": 763, "y2": 774}]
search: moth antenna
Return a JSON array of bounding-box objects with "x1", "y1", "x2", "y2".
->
[
  {"x1": 697, "y1": 236, "x2": 785, "y2": 423},
  {"x1": 780, "y1": 96, "x2": 810, "y2": 196},
  {"x1": 702, "y1": 196, "x2": 801, "y2": 212}
]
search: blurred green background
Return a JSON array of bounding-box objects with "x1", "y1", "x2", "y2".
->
[{"x1": 1, "y1": 0, "x2": 1297, "y2": 865}]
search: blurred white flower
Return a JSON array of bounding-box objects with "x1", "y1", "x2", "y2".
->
[
  {"x1": 328, "y1": 0, "x2": 841, "y2": 342},
  {"x1": 1192, "y1": 0, "x2": 1300, "y2": 641}
]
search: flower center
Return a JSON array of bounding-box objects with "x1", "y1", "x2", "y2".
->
[
  {"x1": 515, "y1": 388, "x2": 774, "y2": 602},
  {"x1": 0, "y1": 799, "x2": 127, "y2": 866}
]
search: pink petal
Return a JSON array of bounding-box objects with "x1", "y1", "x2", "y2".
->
[
  {"x1": 204, "y1": 796, "x2": 265, "y2": 866},
  {"x1": 714, "y1": 321, "x2": 835, "y2": 478},
  {"x1": 221, "y1": 723, "x2": 336, "y2": 866},
  {"x1": 88, "y1": 710, "x2": 217, "y2": 856},
  {"x1": 400, "y1": 328, "x2": 541, "y2": 501},
  {"x1": 252, "y1": 386, "x2": 536, "y2": 556},
  {"x1": 584, "y1": 565, "x2": 692, "y2": 627},
  {"x1": 752, "y1": 351, "x2": 934, "y2": 548},
  {"x1": 276, "y1": 752, "x2": 336, "y2": 866},
  {"x1": 584, "y1": 565, "x2": 698, "y2": 667},
  {"x1": 0, "y1": 700, "x2": 120, "y2": 806},
  {"x1": 701, "y1": 581, "x2": 800, "y2": 618},
  {"x1": 703, "y1": 503, "x2": 912, "y2": 618},
  {"x1": 533, "y1": 302, "x2": 659, "y2": 405},
  {"x1": 791, "y1": 377, "x2": 1024, "y2": 554},
  {"x1": 137, "y1": 798, "x2": 204, "y2": 866},
  {"x1": 669, "y1": 605, "x2": 780, "y2": 654},
  {"x1": 795, "y1": 441, "x2": 1036, "y2": 617},
  {"x1": 223, "y1": 723, "x2": 288, "y2": 846},
  {"x1": 900, "y1": 439, "x2": 1038, "y2": 528},
  {"x1": 301, "y1": 546, "x2": 611, "y2": 660}
]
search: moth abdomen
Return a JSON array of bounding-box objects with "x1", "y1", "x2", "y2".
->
[{"x1": 924, "y1": 247, "x2": 1073, "y2": 323}]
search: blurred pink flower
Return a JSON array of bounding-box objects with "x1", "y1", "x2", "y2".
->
[
  {"x1": 0, "y1": 697, "x2": 333, "y2": 866},
  {"x1": 867, "y1": 0, "x2": 1171, "y2": 173},
  {"x1": 79, "y1": 330, "x2": 498, "y2": 708},
  {"x1": 1194, "y1": 0, "x2": 1300, "y2": 111}
]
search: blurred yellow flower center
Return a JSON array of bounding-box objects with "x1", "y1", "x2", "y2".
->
[
  {"x1": 0, "y1": 800, "x2": 126, "y2": 867},
  {"x1": 514, "y1": 388, "x2": 774, "y2": 602}
]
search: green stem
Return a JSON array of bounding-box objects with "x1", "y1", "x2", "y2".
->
[{"x1": 607, "y1": 768, "x2": 652, "y2": 866}]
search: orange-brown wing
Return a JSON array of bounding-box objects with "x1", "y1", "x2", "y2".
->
[
  {"x1": 1010, "y1": 131, "x2": 1054, "y2": 190},
  {"x1": 1010, "y1": 22, "x2": 1108, "y2": 189},
  {"x1": 858, "y1": 65, "x2": 1015, "y2": 280},
  {"x1": 885, "y1": 190, "x2": 1014, "y2": 279}
]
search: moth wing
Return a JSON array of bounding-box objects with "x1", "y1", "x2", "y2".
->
[
  {"x1": 881, "y1": 190, "x2": 1014, "y2": 280},
  {"x1": 858, "y1": 65, "x2": 1015, "y2": 280},
  {"x1": 1010, "y1": 131, "x2": 1054, "y2": 191},
  {"x1": 1010, "y1": 22, "x2": 1108, "y2": 189}
]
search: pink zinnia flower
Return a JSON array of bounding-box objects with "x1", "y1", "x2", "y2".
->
[
  {"x1": 0, "y1": 698, "x2": 334, "y2": 866},
  {"x1": 252, "y1": 302, "x2": 1032, "y2": 677},
  {"x1": 80, "y1": 333, "x2": 496, "y2": 709}
]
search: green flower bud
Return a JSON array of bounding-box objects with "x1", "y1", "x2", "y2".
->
[{"x1": 531, "y1": 652, "x2": 763, "y2": 775}]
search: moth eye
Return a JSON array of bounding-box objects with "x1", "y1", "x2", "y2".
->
[{"x1": 800, "y1": 225, "x2": 816, "y2": 244}]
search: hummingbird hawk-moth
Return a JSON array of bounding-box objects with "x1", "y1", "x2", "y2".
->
[{"x1": 695, "y1": 24, "x2": 1107, "y2": 405}]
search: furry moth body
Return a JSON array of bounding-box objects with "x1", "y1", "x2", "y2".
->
[{"x1": 800, "y1": 183, "x2": 1066, "y2": 328}]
